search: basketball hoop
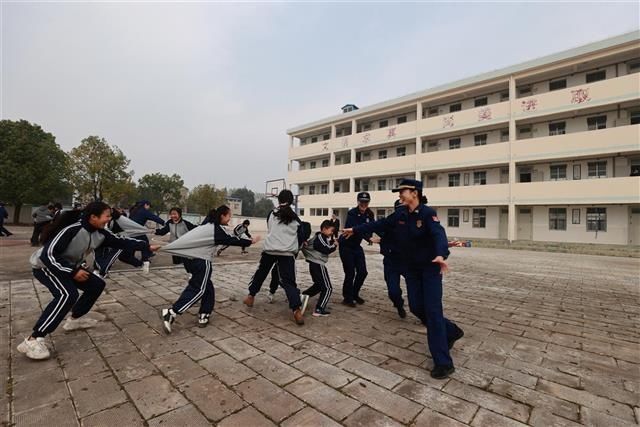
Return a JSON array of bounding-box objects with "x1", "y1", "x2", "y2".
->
[{"x1": 265, "y1": 178, "x2": 286, "y2": 199}]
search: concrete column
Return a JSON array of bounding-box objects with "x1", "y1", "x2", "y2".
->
[
  {"x1": 350, "y1": 148, "x2": 356, "y2": 164},
  {"x1": 351, "y1": 119, "x2": 357, "y2": 135},
  {"x1": 417, "y1": 101, "x2": 423, "y2": 120},
  {"x1": 289, "y1": 135, "x2": 294, "y2": 148},
  {"x1": 349, "y1": 177, "x2": 355, "y2": 193},
  {"x1": 329, "y1": 179, "x2": 334, "y2": 194},
  {"x1": 508, "y1": 75, "x2": 517, "y2": 242},
  {"x1": 330, "y1": 151, "x2": 336, "y2": 167},
  {"x1": 331, "y1": 125, "x2": 337, "y2": 139}
]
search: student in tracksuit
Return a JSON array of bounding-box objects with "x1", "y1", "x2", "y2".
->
[
  {"x1": 30, "y1": 204, "x2": 54, "y2": 246},
  {"x1": 161, "y1": 205, "x2": 257, "y2": 332},
  {"x1": 243, "y1": 190, "x2": 308, "y2": 325},
  {"x1": 301, "y1": 220, "x2": 337, "y2": 316},
  {"x1": 217, "y1": 219, "x2": 252, "y2": 256},
  {"x1": 155, "y1": 207, "x2": 196, "y2": 270},
  {"x1": 375, "y1": 200, "x2": 408, "y2": 319},
  {"x1": 93, "y1": 208, "x2": 145, "y2": 276},
  {"x1": 18, "y1": 202, "x2": 157, "y2": 360},
  {"x1": 343, "y1": 179, "x2": 464, "y2": 380},
  {"x1": 0, "y1": 202, "x2": 12, "y2": 236},
  {"x1": 129, "y1": 200, "x2": 165, "y2": 267},
  {"x1": 338, "y1": 192, "x2": 374, "y2": 307}
]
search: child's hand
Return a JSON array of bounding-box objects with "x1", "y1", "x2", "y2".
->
[
  {"x1": 432, "y1": 256, "x2": 449, "y2": 274},
  {"x1": 370, "y1": 236, "x2": 381, "y2": 244},
  {"x1": 149, "y1": 245, "x2": 161, "y2": 252},
  {"x1": 342, "y1": 228, "x2": 354, "y2": 239},
  {"x1": 74, "y1": 269, "x2": 90, "y2": 282},
  {"x1": 251, "y1": 236, "x2": 261, "y2": 244}
]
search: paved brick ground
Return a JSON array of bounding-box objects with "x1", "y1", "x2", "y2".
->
[{"x1": 3, "y1": 248, "x2": 639, "y2": 426}]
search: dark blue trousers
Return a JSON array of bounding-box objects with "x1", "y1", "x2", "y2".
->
[
  {"x1": 339, "y1": 245, "x2": 367, "y2": 303},
  {"x1": 383, "y1": 256, "x2": 405, "y2": 309},
  {"x1": 172, "y1": 259, "x2": 214, "y2": 314},
  {"x1": 404, "y1": 265, "x2": 458, "y2": 367},
  {"x1": 248, "y1": 253, "x2": 301, "y2": 311},
  {"x1": 32, "y1": 267, "x2": 105, "y2": 337},
  {"x1": 94, "y1": 246, "x2": 142, "y2": 276}
]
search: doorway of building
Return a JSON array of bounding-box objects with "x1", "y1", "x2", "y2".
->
[{"x1": 517, "y1": 207, "x2": 533, "y2": 240}]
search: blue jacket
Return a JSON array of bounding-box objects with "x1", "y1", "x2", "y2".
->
[
  {"x1": 130, "y1": 208, "x2": 165, "y2": 227},
  {"x1": 0, "y1": 206, "x2": 7, "y2": 225},
  {"x1": 352, "y1": 204, "x2": 449, "y2": 268},
  {"x1": 338, "y1": 207, "x2": 374, "y2": 249}
]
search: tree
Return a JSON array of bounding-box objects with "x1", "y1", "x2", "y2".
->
[
  {"x1": 0, "y1": 120, "x2": 71, "y2": 223},
  {"x1": 137, "y1": 173, "x2": 184, "y2": 213},
  {"x1": 253, "y1": 197, "x2": 275, "y2": 218},
  {"x1": 186, "y1": 184, "x2": 226, "y2": 215},
  {"x1": 229, "y1": 187, "x2": 255, "y2": 216},
  {"x1": 68, "y1": 136, "x2": 132, "y2": 203}
]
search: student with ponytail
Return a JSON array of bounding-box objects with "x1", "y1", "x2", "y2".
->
[
  {"x1": 243, "y1": 190, "x2": 309, "y2": 325},
  {"x1": 18, "y1": 202, "x2": 159, "y2": 360}
]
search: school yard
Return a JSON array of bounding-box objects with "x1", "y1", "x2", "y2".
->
[{"x1": 1, "y1": 234, "x2": 639, "y2": 426}]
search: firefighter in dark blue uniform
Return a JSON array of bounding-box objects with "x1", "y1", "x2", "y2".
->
[
  {"x1": 376, "y1": 199, "x2": 407, "y2": 319},
  {"x1": 338, "y1": 192, "x2": 374, "y2": 307},
  {"x1": 343, "y1": 179, "x2": 464, "y2": 379}
]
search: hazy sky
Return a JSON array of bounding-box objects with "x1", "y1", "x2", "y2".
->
[{"x1": 2, "y1": 2, "x2": 638, "y2": 192}]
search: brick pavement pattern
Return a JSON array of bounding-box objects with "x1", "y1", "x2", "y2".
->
[{"x1": 3, "y1": 248, "x2": 639, "y2": 426}]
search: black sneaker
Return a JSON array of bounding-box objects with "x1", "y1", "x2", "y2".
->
[
  {"x1": 354, "y1": 296, "x2": 365, "y2": 305},
  {"x1": 312, "y1": 308, "x2": 331, "y2": 317},
  {"x1": 397, "y1": 306, "x2": 407, "y2": 319},
  {"x1": 342, "y1": 300, "x2": 356, "y2": 308},
  {"x1": 448, "y1": 326, "x2": 464, "y2": 349},
  {"x1": 431, "y1": 365, "x2": 455, "y2": 379},
  {"x1": 198, "y1": 313, "x2": 210, "y2": 328},
  {"x1": 160, "y1": 308, "x2": 176, "y2": 334}
]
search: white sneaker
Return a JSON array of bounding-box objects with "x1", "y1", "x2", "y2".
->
[
  {"x1": 161, "y1": 308, "x2": 176, "y2": 334},
  {"x1": 268, "y1": 292, "x2": 275, "y2": 304},
  {"x1": 63, "y1": 316, "x2": 98, "y2": 331},
  {"x1": 198, "y1": 313, "x2": 210, "y2": 328},
  {"x1": 142, "y1": 261, "x2": 150, "y2": 273},
  {"x1": 17, "y1": 337, "x2": 50, "y2": 360},
  {"x1": 300, "y1": 294, "x2": 310, "y2": 316},
  {"x1": 92, "y1": 270, "x2": 104, "y2": 279}
]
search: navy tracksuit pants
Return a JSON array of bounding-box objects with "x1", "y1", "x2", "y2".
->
[
  {"x1": 248, "y1": 253, "x2": 301, "y2": 311},
  {"x1": 94, "y1": 246, "x2": 142, "y2": 276},
  {"x1": 172, "y1": 259, "x2": 214, "y2": 315},
  {"x1": 268, "y1": 264, "x2": 281, "y2": 294},
  {"x1": 404, "y1": 265, "x2": 460, "y2": 367},
  {"x1": 302, "y1": 262, "x2": 332, "y2": 311},
  {"x1": 32, "y1": 267, "x2": 106, "y2": 338},
  {"x1": 383, "y1": 256, "x2": 405, "y2": 309},
  {"x1": 339, "y1": 245, "x2": 367, "y2": 303}
]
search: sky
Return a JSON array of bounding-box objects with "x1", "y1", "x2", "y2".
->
[{"x1": 2, "y1": 2, "x2": 639, "y2": 193}]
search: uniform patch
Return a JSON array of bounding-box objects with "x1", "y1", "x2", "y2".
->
[
  {"x1": 432, "y1": 216, "x2": 440, "y2": 222},
  {"x1": 398, "y1": 221, "x2": 405, "y2": 225},
  {"x1": 416, "y1": 220, "x2": 423, "y2": 228}
]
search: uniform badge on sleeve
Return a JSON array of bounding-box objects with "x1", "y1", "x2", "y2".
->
[
  {"x1": 416, "y1": 220, "x2": 423, "y2": 228},
  {"x1": 432, "y1": 216, "x2": 440, "y2": 222}
]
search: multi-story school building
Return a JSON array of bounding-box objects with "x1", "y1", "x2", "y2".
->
[{"x1": 286, "y1": 31, "x2": 640, "y2": 246}]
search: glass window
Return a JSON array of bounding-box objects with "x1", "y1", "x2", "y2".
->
[
  {"x1": 449, "y1": 103, "x2": 461, "y2": 112},
  {"x1": 474, "y1": 134, "x2": 487, "y2": 146},
  {"x1": 587, "y1": 115, "x2": 607, "y2": 130},
  {"x1": 473, "y1": 171, "x2": 487, "y2": 185},
  {"x1": 396, "y1": 146, "x2": 406, "y2": 157},
  {"x1": 500, "y1": 130, "x2": 509, "y2": 142},
  {"x1": 586, "y1": 70, "x2": 606, "y2": 83},
  {"x1": 448, "y1": 209, "x2": 460, "y2": 227},
  {"x1": 397, "y1": 116, "x2": 407, "y2": 124},
  {"x1": 378, "y1": 150, "x2": 387, "y2": 160},
  {"x1": 586, "y1": 208, "x2": 606, "y2": 231},
  {"x1": 448, "y1": 173, "x2": 460, "y2": 187},
  {"x1": 322, "y1": 159, "x2": 329, "y2": 167},
  {"x1": 310, "y1": 161, "x2": 316, "y2": 169},
  {"x1": 379, "y1": 120, "x2": 388, "y2": 128},
  {"x1": 377, "y1": 180, "x2": 386, "y2": 191},
  {"x1": 449, "y1": 138, "x2": 461, "y2": 150},
  {"x1": 474, "y1": 97, "x2": 488, "y2": 107},
  {"x1": 548, "y1": 122, "x2": 566, "y2": 136},
  {"x1": 549, "y1": 208, "x2": 567, "y2": 230},
  {"x1": 308, "y1": 185, "x2": 315, "y2": 195},
  {"x1": 549, "y1": 79, "x2": 567, "y2": 91},
  {"x1": 588, "y1": 161, "x2": 607, "y2": 178},
  {"x1": 472, "y1": 209, "x2": 486, "y2": 228},
  {"x1": 550, "y1": 165, "x2": 567, "y2": 180},
  {"x1": 320, "y1": 184, "x2": 328, "y2": 194}
]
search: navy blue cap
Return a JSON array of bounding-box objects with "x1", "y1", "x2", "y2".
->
[
  {"x1": 392, "y1": 179, "x2": 423, "y2": 192},
  {"x1": 357, "y1": 192, "x2": 371, "y2": 202}
]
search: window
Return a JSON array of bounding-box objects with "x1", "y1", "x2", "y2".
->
[
  {"x1": 448, "y1": 173, "x2": 460, "y2": 187},
  {"x1": 322, "y1": 159, "x2": 329, "y2": 167},
  {"x1": 519, "y1": 168, "x2": 532, "y2": 183},
  {"x1": 427, "y1": 141, "x2": 439, "y2": 152},
  {"x1": 500, "y1": 91, "x2": 510, "y2": 101},
  {"x1": 426, "y1": 175, "x2": 438, "y2": 188},
  {"x1": 586, "y1": 207, "x2": 607, "y2": 231},
  {"x1": 309, "y1": 208, "x2": 315, "y2": 216},
  {"x1": 334, "y1": 182, "x2": 341, "y2": 192},
  {"x1": 463, "y1": 209, "x2": 469, "y2": 222},
  {"x1": 472, "y1": 209, "x2": 486, "y2": 228},
  {"x1": 474, "y1": 134, "x2": 487, "y2": 146},
  {"x1": 548, "y1": 122, "x2": 566, "y2": 136},
  {"x1": 310, "y1": 161, "x2": 316, "y2": 169},
  {"x1": 448, "y1": 209, "x2": 460, "y2": 227},
  {"x1": 363, "y1": 123, "x2": 371, "y2": 131},
  {"x1": 474, "y1": 97, "x2": 488, "y2": 107},
  {"x1": 550, "y1": 164, "x2": 567, "y2": 180},
  {"x1": 588, "y1": 161, "x2": 607, "y2": 178},
  {"x1": 586, "y1": 70, "x2": 606, "y2": 83},
  {"x1": 630, "y1": 110, "x2": 640, "y2": 125},
  {"x1": 549, "y1": 79, "x2": 567, "y2": 91},
  {"x1": 473, "y1": 171, "x2": 487, "y2": 185},
  {"x1": 355, "y1": 152, "x2": 362, "y2": 162},
  {"x1": 427, "y1": 107, "x2": 439, "y2": 117},
  {"x1": 378, "y1": 150, "x2": 387, "y2": 159},
  {"x1": 322, "y1": 208, "x2": 329, "y2": 216},
  {"x1": 549, "y1": 208, "x2": 567, "y2": 230},
  {"x1": 463, "y1": 173, "x2": 470, "y2": 186},
  {"x1": 379, "y1": 120, "x2": 388, "y2": 128},
  {"x1": 361, "y1": 181, "x2": 369, "y2": 191},
  {"x1": 377, "y1": 180, "x2": 386, "y2": 191},
  {"x1": 396, "y1": 146, "x2": 406, "y2": 157},
  {"x1": 500, "y1": 130, "x2": 509, "y2": 142},
  {"x1": 376, "y1": 209, "x2": 386, "y2": 219},
  {"x1": 631, "y1": 159, "x2": 640, "y2": 176},
  {"x1": 362, "y1": 152, "x2": 370, "y2": 161},
  {"x1": 308, "y1": 185, "x2": 316, "y2": 195},
  {"x1": 572, "y1": 209, "x2": 580, "y2": 224},
  {"x1": 573, "y1": 164, "x2": 581, "y2": 180},
  {"x1": 299, "y1": 186, "x2": 305, "y2": 195},
  {"x1": 311, "y1": 137, "x2": 318, "y2": 143},
  {"x1": 320, "y1": 184, "x2": 328, "y2": 194},
  {"x1": 449, "y1": 138, "x2": 461, "y2": 150},
  {"x1": 397, "y1": 116, "x2": 407, "y2": 124},
  {"x1": 628, "y1": 59, "x2": 640, "y2": 73},
  {"x1": 518, "y1": 86, "x2": 532, "y2": 96},
  {"x1": 323, "y1": 134, "x2": 330, "y2": 141},
  {"x1": 449, "y1": 103, "x2": 462, "y2": 112},
  {"x1": 299, "y1": 208, "x2": 305, "y2": 216},
  {"x1": 587, "y1": 115, "x2": 607, "y2": 130},
  {"x1": 519, "y1": 126, "x2": 532, "y2": 138}
]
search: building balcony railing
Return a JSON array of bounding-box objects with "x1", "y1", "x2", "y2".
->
[
  {"x1": 416, "y1": 141, "x2": 510, "y2": 172},
  {"x1": 512, "y1": 176, "x2": 640, "y2": 205}
]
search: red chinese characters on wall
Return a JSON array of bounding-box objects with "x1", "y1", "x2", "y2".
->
[
  {"x1": 442, "y1": 115, "x2": 454, "y2": 128},
  {"x1": 520, "y1": 99, "x2": 538, "y2": 112},
  {"x1": 477, "y1": 107, "x2": 492, "y2": 121},
  {"x1": 570, "y1": 88, "x2": 591, "y2": 104},
  {"x1": 321, "y1": 142, "x2": 329, "y2": 151},
  {"x1": 387, "y1": 126, "x2": 397, "y2": 139}
]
